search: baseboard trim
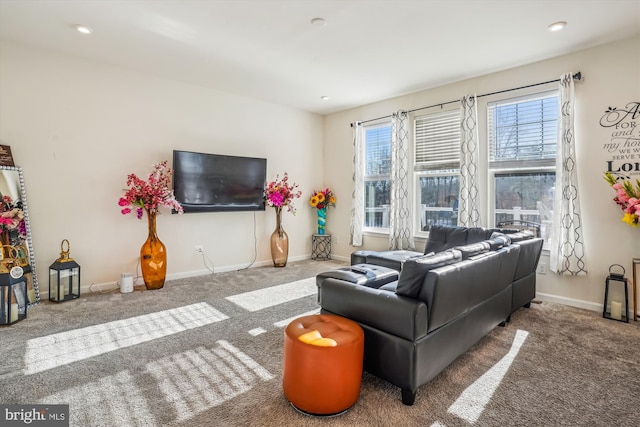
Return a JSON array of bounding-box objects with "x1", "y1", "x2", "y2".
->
[
  {"x1": 70, "y1": 254, "x2": 331, "y2": 297},
  {"x1": 538, "y1": 292, "x2": 640, "y2": 320},
  {"x1": 536, "y1": 292, "x2": 602, "y2": 313}
]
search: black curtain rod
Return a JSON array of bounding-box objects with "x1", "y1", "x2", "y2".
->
[{"x1": 351, "y1": 71, "x2": 582, "y2": 127}]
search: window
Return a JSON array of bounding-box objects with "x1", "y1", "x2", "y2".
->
[
  {"x1": 488, "y1": 91, "x2": 558, "y2": 244},
  {"x1": 414, "y1": 110, "x2": 461, "y2": 234},
  {"x1": 363, "y1": 122, "x2": 392, "y2": 231}
]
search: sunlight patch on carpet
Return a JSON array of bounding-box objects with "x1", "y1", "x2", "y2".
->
[
  {"x1": 41, "y1": 370, "x2": 157, "y2": 426},
  {"x1": 23, "y1": 303, "x2": 229, "y2": 375},
  {"x1": 225, "y1": 277, "x2": 316, "y2": 312},
  {"x1": 447, "y1": 329, "x2": 529, "y2": 423},
  {"x1": 248, "y1": 327, "x2": 266, "y2": 336},
  {"x1": 147, "y1": 340, "x2": 273, "y2": 422},
  {"x1": 273, "y1": 308, "x2": 320, "y2": 328}
]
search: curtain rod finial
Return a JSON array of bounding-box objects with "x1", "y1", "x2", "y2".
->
[{"x1": 573, "y1": 71, "x2": 582, "y2": 81}]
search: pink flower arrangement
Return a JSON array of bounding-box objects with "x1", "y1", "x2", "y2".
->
[
  {"x1": 604, "y1": 172, "x2": 640, "y2": 227},
  {"x1": 0, "y1": 195, "x2": 26, "y2": 238},
  {"x1": 119, "y1": 160, "x2": 184, "y2": 219},
  {"x1": 265, "y1": 172, "x2": 302, "y2": 214}
]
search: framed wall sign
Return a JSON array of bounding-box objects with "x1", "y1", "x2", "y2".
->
[{"x1": 0, "y1": 146, "x2": 15, "y2": 167}]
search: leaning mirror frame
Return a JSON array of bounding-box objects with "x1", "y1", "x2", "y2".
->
[{"x1": 0, "y1": 165, "x2": 39, "y2": 305}]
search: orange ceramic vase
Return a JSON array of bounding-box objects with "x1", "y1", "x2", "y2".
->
[
  {"x1": 140, "y1": 209, "x2": 167, "y2": 290},
  {"x1": 270, "y1": 207, "x2": 289, "y2": 267}
]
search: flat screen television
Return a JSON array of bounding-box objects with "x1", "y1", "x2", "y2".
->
[{"x1": 172, "y1": 150, "x2": 267, "y2": 213}]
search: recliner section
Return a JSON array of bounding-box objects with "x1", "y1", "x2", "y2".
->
[{"x1": 316, "y1": 225, "x2": 544, "y2": 406}]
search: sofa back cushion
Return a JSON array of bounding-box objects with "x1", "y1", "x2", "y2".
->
[
  {"x1": 466, "y1": 227, "x2": 496, "y2": 243},
  {"x1": 424, "y1": 225, "x2": 504, "y2": 254},
  {"x1": 396, "y1": 250, "x2": 462, "y2": 298},
  {"x1": 424, "y1": 225, "x2": 470, "y2": 254}
]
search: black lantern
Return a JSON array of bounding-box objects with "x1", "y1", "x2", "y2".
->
[
  {"x1": 49, "y1": 239, "x2": 80, "y2": 303},
  {"x1": 603, "y1": 264, "x2": 629, "y2": 323},
  {"x1": 15, "y1": 243, "x2": 36, "y2": 303},
  {"x1": 0, "y1": 246, "x2": 28, "y2": 325}
]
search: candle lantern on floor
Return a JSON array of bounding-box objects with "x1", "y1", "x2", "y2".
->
[
  {"x1": 0, "y1": 246, "x2": 28, "y2": 325},
  {"x1": 603, "y1": 264, "x2": 629, "y2": 323},
  {"x1": 15, "y1": 244, "x2": 36, "y2": 303},
  {"x1": 49, "y1": 239, "x2": 81, "y2": 303}
]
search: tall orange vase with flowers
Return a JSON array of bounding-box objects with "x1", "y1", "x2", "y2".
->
[{"x1": 119, "y1": 161, "x2": 183, "y2": 289}]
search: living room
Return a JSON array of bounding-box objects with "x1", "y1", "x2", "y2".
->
[{"x1": 1, "y1": 1, "x2": 639, "y2": 426}]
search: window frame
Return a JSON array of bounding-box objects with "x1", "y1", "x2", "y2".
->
[
  {"x1": 486, "y1": 90, "x2": 559, "y2": 248},
  {"x1": 413, "y1": 109, "x2": 461, "y2": 238}
]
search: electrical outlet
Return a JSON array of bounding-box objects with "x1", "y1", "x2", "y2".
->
[
  {"x1": 537, "y1": 263, "x2": 547, "y2": 275},
  {"x1": 194, "y1": 245, "x2": 203, "y2": 254}
]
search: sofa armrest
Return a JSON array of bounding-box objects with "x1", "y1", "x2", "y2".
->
[
  {"x1": 320, "y1": 278, "x2": 429, "y2": 341},
  {"x1": 513, "y1": 237, "x2": 544, "y2": 280}
]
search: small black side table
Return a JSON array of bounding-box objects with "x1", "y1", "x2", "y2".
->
[{"x1": 312, "y1": 234, "x2": 331, "y2": 260}]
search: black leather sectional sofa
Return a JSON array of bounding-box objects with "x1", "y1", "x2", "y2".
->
[{"x1": 316, "y1": 225, "x2": 543, "y2": 405}]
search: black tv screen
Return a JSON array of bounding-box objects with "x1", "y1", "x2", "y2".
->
[{"x1": 172, "y1": 150, "x2": 267, "y2": 213}]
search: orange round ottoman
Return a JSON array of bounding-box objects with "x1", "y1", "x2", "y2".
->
[{"x1": 283, "y1": 314, "x2": 364, "y2": 416}]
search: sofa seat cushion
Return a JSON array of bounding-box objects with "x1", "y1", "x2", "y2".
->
[
  {"x1": 350, "y1": 250, "x2": 380, "y2": 265},
  {"x1": 379, "y1": 281, "x2": 398, "y2": 292},
  {"x1": 316, "y1": 264, "x2": 399, "y2": 289},
  {"x1": 366, "y1": 250, "x2": 423, "y2": 271},
  {"x1": 396, "y1": 250, "x2": 462, "y2": 299}
]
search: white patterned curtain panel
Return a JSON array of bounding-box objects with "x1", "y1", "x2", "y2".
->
[
  {"x1": 389, "y1": 111, "x2": 415, "y2": 250},
  {"x1": 458, "y1": 95, "x2": 481, "y2": 227},
  {"x1": 350, "y1": 121, "x2": 364, "y2": 247},
  {"x1": 550, "y1": 73, "x2": 587, "y2": 275}
]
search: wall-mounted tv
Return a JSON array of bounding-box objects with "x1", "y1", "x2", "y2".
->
[{"x1": 172, "y1": 150, "x2": 267, "y2": 213}]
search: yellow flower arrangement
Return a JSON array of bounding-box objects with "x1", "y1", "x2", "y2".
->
[{"x1": 309, "y1": 188, "x2": 336, "y2": 210}]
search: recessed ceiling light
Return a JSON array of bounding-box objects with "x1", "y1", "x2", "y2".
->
[
  {"x1": 320, "y1": 96, "x2": 330, "y2": 101},
  {"x1": 547, "y1": 21, "x2": 567, "y2": 32},
  {"x1": 311, "y1": 17, "x2": 327, "y2": 27},
  {"x1": 74, "y1": 25, "x2": 93, "y2": 35}
]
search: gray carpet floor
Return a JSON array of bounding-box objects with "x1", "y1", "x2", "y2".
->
[{"x1": 1, "y1": 259, "x2": 639, "y2": 426}]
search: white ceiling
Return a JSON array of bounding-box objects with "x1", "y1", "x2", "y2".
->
[{"x1": 1, "y1": 1, "x2": 639, "y2": 115}]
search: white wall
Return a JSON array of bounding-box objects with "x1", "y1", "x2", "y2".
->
[
  {"x1": 2, "y1": 36, "x2": 639, "y2": 313},
  {"x1": 0, "y1": 40, "x2": 324, "y2": 290},
  {"x1": 324, "y1": 36, "x2": 640, "y2": 313}
]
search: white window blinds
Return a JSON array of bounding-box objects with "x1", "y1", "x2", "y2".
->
[
  {"x1": 414, "y1": 110, "x2": 461, "y2": 171},
  {"x1": 365, "y1": 125, "x2": 392, "y2": 177},
  {"x1": 488, "y1": 91, "x2": 558, "y2": 168}
]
